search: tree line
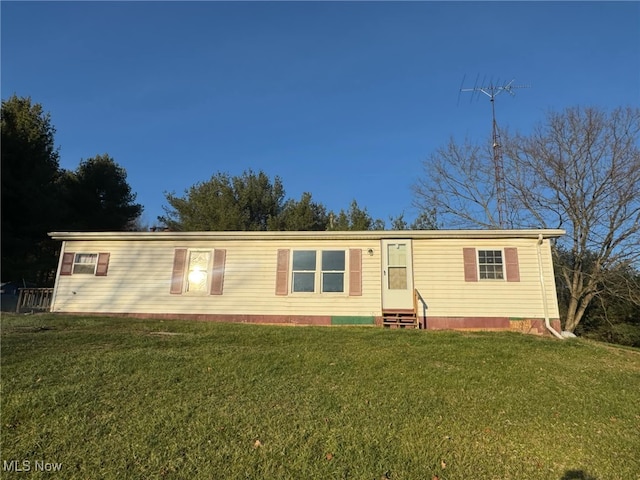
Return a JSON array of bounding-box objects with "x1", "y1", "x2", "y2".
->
[
  {"x1": 2, "y1": 96, "x2": 143, "y2": 285},
  {"x1": 1, "y1": 95, "x2": 420, "y2": 285},
  {"x1": 160, "y1": 170, "x2": 433, "y2": 232},
  {"x1": 2, "y1": 95, "x2": 638, "y2": 345}
]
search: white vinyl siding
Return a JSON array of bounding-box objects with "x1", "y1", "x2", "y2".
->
[
  {"x1": 51, "y1": 239, "x2": 381, "y2": 318},
  {"x1": 412, "y1": 238, "x2": 559, "y2": 319},
  {"x1": 50, "y1": 232, "x2": 561, "y2": 322}
]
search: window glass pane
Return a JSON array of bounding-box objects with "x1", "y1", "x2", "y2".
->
[
  {"x1": 73, "y1": 264, "x2": 96, "y2": 274},
  {"x1": 479, "y1": 265, "x2": 488, "y2": 278},
  {"x1": 76, "y1": 254, "x2": 97, "y2": 264},
  {"x1": 188, "y1": 273, "x2": 208, "y2": 292},
  {"x1": 293, "y1": 272, "x2": 315, "y2": 292},
  {"x1": 322, "y1": 251, "x2": 345, "y2": 271},
  {"x1": 292, "y1": 251, "x2": 316, "y2": 271},
  {"x1": 387, "y1": 244, "x2": 407, "y2": 267},
  {"x1": 322, "y1": 272, "x2": 344, "y2": 292},
  {"x1": 189, "y1": 251, "x2": 209, "y2": 270},
  {"x1": 388, "y1": 267, "x2": 407, "y2": 289}
]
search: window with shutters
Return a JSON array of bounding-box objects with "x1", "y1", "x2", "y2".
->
[
  {"x1": 463, "y1": 247, "x2": 519, "y2": 283},
  {"x1": 170, "y1": 248, "x2": 226, "y2": 295},
  {"x1": 60, "y1": 252, "x2": 110, "y2": 276}
]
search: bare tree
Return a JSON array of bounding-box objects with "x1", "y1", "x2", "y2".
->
[
  {"x1": 414, "y1": 137, "x2": 503, "y2": 229},
  {"x1": 413, "y1": 106, "x2": 640, "y2": 332}
]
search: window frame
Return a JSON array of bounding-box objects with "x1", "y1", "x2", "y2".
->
[
  {"x1": 72, "y1": 253, "x2": 98, "y2": 275},
  {"x1": 292, "y1": 250, "x2": 317, "y2": 293},
  {"x1": 290, "y1": 249, "x2": 347, "y2": 294},
  {"x1": 477, "y1": 249, "x2": 505, "y2": 281},
  {"x1": 184, "y1": 249, "x2": 213, "y2": 294},
  {"x1": 321, "y1": 250, "x2": 346, "y2": 293}
]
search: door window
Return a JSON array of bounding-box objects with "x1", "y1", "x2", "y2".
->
[{"x1": 387, "y1": 243, "x2": 407, "y2": 290}]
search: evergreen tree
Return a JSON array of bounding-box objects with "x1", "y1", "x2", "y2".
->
[
  {"x1": 160, "y1": 170, "x2": 285, "y2": 231},
  {"x1": 1, "y1": 96, "x2": 61, "y2": 283},
  {"x1": 60, "y1": 154, "x2": 143, "y2": 231}
]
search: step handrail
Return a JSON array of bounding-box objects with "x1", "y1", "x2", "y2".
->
[{"x1": 413, "y1": 288, "x2": 428, "y2": 329}]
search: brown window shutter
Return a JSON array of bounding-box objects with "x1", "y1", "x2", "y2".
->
[
  {"x1": 504, "y1": 247, "x2": 520, "y2": 282},
  {"x1": 463, "y1": 248, "x2": 478, "y2": 282},
  {"x1": 275, "y1": 249, "x2": 290, "y2": 296},
  {"x1": 60, "y1": 252, "x2": 75, "y2": 276},
  {"x1": 170, "y1": 249, "x2": 187, "y2": 294},
  {"x1": 349, "y1": 248, "x2": 362, "y2": 296},
  {"x1": 95, "y1": 253, "x2": 110, "y2": 276},
  {"x1": 210, "y1": 249, "x2": 226, "y2": 295}
]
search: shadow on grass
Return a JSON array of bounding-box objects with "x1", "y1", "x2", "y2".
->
[{"x1": 561, "y1": 470, "x2": 597, "y2": 480}]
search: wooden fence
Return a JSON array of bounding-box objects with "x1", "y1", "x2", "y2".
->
[{"x1": 16, "y1": 288, "x2": 54, "y2": 313}]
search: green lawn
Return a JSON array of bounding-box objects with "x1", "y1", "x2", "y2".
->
[{"x1": 1, "y1": 314, "x2": 639, "y2": 480}]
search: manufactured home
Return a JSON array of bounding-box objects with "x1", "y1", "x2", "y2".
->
[{"x1": 48, "y1": 229, "x2": 564, "y2": 335}]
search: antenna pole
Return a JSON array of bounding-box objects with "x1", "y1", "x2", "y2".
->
[
  {"x1": 460, "y1": 78, "x2": 529, "y2": 228},
  {"x1": 490, "y1": 94, "x2": 507, "y2": 229}
]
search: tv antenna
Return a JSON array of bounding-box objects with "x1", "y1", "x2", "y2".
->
[{"x1": 459, "y1": 75, "x2": 529, "y2": 228}]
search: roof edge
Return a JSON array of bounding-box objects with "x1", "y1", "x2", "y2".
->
[{"x1": 48, "y1": 229, "x2": 565, "y2": 242}]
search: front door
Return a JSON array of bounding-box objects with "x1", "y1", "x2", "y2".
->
[{"x1": 381, "y1": 239, "x2": 414, "y2": 310}]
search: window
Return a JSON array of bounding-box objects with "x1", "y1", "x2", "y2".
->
[
  {"x1": 60, "y1": 252, "x2": 110, "y2": 276},
  {"x1": 73, "y1": 253, "x2": 98, "y2": 274},
  {"x1": 387, "y1": 243, "x2": 408, "y2": 289},
  {"x1": 292, "y1": 250, "x2": 316, "y2": 292},
  {"x1": 322, "y1": 250, "x2": 345, "y2": 292},
  {"x1": 291, "y1": 250, "x2": 346, "y2": 293},
  {"x1": 463, "y1": 247, "x2": 519, "y2": 283},
  {"x1": 170, "y1": 248, "x2": 226, "y2": 295},
  {"x1": 478, "y1": 250, "x2": 504, "y2": 280},
  {"x1": 186, "y1": 250, "x2": 211, "y2": 293}
]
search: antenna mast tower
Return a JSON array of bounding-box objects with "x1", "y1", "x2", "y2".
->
[{"x1": 460, "y1": 77, "x2": 529, "y2": 228}]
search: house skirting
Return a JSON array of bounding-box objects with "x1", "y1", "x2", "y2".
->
[
  {"x1": 422, "y1": 316, "x2": 562, "y2": 335},
  {"x1": 54, "y1": 311, "x2": 561, "y2": 334}
]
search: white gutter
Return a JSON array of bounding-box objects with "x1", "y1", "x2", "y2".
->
[
  {"x1": 537, "y1": 234, "x2": 564, "y2": 339},
  {"x1": 48, "y1": 229, "x2": 566, "y2": 242}
]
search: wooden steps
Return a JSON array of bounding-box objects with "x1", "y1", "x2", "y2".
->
[{"x1": 382, "y1": 309, "x2": 418, "y2": 329}]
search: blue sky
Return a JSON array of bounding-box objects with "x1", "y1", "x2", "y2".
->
[{"x1": 2, "y1": 1, "x2": 639, "y2": 228}]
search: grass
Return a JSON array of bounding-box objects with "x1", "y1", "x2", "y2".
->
[{"x1": 1, "y1": 314, "x2": 639, "y2": 480}]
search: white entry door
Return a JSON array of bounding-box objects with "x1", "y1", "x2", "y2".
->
[{"x1": 381, "y1": 239, "x2": 414, "y2": 310}]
